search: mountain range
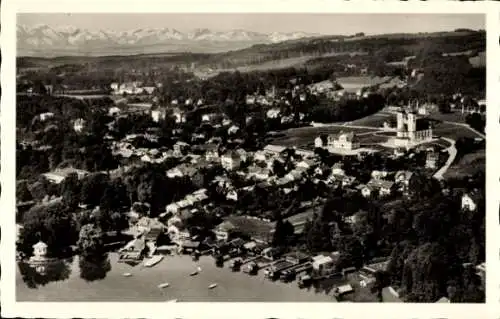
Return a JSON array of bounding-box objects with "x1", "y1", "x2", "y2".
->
[{"x1": 17, "y1": 24, "x2": 321, "y2": 57}]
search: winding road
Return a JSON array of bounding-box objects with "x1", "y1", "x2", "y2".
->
[
  {"x1": 432, "y1": 137, "x2": 457, "y2": 180},
  {"x1": 431, "y1": 121, "x2": 484, "y2": 179}
]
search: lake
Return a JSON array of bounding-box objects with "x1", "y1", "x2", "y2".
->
[{"x1": 17, "y1": 253, "x2": 337, "y2": 302}]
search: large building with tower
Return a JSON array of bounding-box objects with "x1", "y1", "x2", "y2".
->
[{"x1": 392, "y1": 103, "x2": 433, "y2": 148}]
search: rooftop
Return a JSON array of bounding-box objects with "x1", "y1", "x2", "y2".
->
[
  {"x1": 264, "y1": 144, "x2": 287, "y2": 154},
  {"x1": 331, "y1": 131, "x2": 358, "y2": 142},
  {"x1": 367, "y1": 179, "x2": 395, "y2": 189},
  {"x1": 312, "y1": 255, "x2": 333, "y2": 264}
]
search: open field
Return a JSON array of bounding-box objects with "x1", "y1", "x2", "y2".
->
[
  {"x1": 194, "y1": 56, "x2": 315, "y2": 78},
  {"x1": 432, "y1": 123, "x2": 484, "y2": 140},
  {"x1": 444, "y1": 149, "x2": 485, "y2": 179},
  {"x1": 346, "y1": 111, "x2": 393, "y2": 127},
  {"x1": 428, "y1": 112, "x2": 469, "y2": 123},
  {"x1": 357, "y1": 132, "x2": 391, "y2": 145},
  {"x1": 195, "y1": 52, "x2": 368, "y2": 78}
]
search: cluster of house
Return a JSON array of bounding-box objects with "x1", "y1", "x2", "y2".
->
[
  {"x1": 124, "y1": 131, "x2": 444, "y2": 208},
  {"x1": 450, "y1": 93, "x2": 486, "y2": 115},
  {"x1": 116, "y1": 197, "x2": 383, "y2": 296},
  {"x1": 110, "y1": 133, "x2": 175, "y2": 163},
  {"x1": 151, "y1": 104, "x2": 241, "y2": 136},
  {"x1": 307, "y1": 79, "x2": 374, "y2": 101},
  {"x1": 151, "y1": 107, "x2": 186, "y2": 124},
  {"x1": 390, "y1": 95, "x2": 486, "y2": 117},
  {"x1": 355, "y1": 170, "x2": 414, "y2": 198},
  {"x1": 123, "y1": 204, "x2": 411, "y2": 299},
  {"x1": 42, "y1": 167, "x2": 90, "y2": 184},
  {"x1": 110, "y1": 81, "x2": 159, "y2": 96},
  {"x1": 245, "y1": 85, "x2": 307, "y2": 106}
]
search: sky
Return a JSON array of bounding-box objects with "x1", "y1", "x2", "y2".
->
[{"x1": 18, "y1": 13, "x2": 485, "y2": 35}]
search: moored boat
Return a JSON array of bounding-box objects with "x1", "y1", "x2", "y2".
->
[
  {"x1": 208, "y1": 283, "x2": 217, "y2": 289},
  {"x1": 144, "y1": 255, "x2": 163, "y2": 267},
  {"x1": 158, "y1": 282, "x2": 170, "y2": 288}
]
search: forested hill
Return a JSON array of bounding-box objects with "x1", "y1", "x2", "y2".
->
[
  {"x1": 17, "y1": 30, "x2": 485, "y2": 71},
  {"x1": 208, "y1": 30, "x2": 485, "y2": 68}
]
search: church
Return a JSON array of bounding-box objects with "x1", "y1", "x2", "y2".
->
[{"x1": 392, "y1": 102, "x2": 433, "y2": 148}]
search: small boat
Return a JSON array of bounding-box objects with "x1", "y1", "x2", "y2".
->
[
  {"x1": 144, "y1": 255, "x2": 163, "y2": 267},
  {"x1": 189, "y1": 271, "x2": 198, "y2": 276},
  {"x1": 197, "y1": 266, "x2": 202, "y2": 272},
  {"x1": 208, "y1": 283, "x2": 218, "y2": 289},
  {"x1": 123, "y1": 272, "x2": 132, "y2": 277},
  {"x1": 158, "y1": 282, "x2": 170, "y2": 289}
]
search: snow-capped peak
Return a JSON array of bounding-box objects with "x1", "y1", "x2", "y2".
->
[{"x1": 17, "y1": 24, "x2": 320, "y2": 56}]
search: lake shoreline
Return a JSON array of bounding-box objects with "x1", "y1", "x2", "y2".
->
[{"x1": 17, "y1": 253, "x2": 337, "y2": 302}]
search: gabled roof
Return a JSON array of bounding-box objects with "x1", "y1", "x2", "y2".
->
[
  {"x1": 395, "y1": 170, "x2": 414, "y2": 180},
  {"x1": 298, "y1": 158, "x2": 316, "y2": 167},
  {"x1": 333, "y1": 131, "x2": 357, "y2": 142},
  {"x1": 33, "y1": 241, "x2": 48, "y2": 249},
  {"x1": 312, "y1": 255, "x2": 333, "y2": 264},
  {"x1": 367, "y1": 179, "x2": 395, "y2": 189},
  {"x1": 436, "y1": 296, "x2": 450, "y2": 303},
  {"x1": 137, "y1": 217, "x2": 165, "y2": 230},
  {"x1": 264, "y1": 144, "x2": 286, "y2": 154},
  {"x1": 217, "y1": 221, "x2": 237, "y2": 232}
]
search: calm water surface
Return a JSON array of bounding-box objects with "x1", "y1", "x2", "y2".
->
[{"x1": 17, "y1": 253, "x2": 337, "y2": 302}]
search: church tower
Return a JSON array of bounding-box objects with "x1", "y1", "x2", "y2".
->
[
  {"x1": 407, "y1": 112, "x2": 417, "y2": 141},
  {"x1": 396, "y1": 111, "x2": 405, "y2": 138}
]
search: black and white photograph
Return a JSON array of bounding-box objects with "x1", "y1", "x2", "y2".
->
[{"x1": 8, "y1": 8, "x2": 488, "y2": 312}]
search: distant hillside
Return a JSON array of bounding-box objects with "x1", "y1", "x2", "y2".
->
[
  {"x1": 17, "y1": 30, "x2": 485, "y2": 73},
  {"x1": 202, "y1": 30, "x2": 485, "y2": 69}
]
